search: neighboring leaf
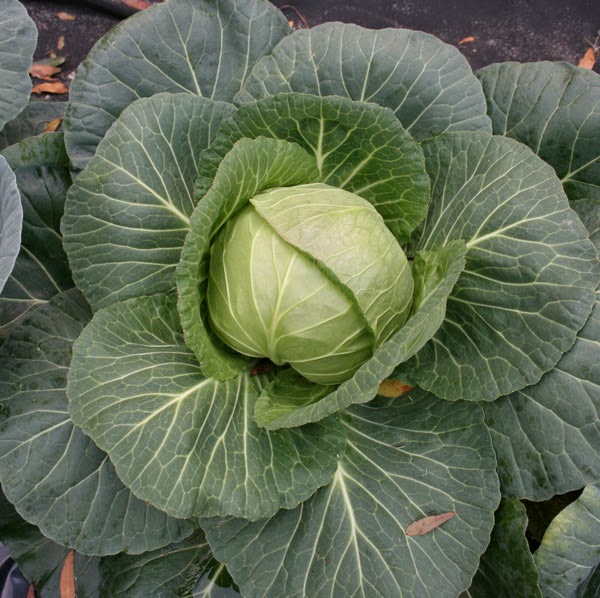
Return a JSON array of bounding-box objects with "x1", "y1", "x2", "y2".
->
[
  {"x1": 197, "y1": 93, "x2": 430, "y2": 243},
  {"x1": 205, "y1": 392, "x2": 500, "y2": 597},
  {"x1": 99, "y1": 530, "x2": 212, "y2": 597},
  {"x1": 398, "y1": 131, "x2": 599, "y2": 401},
  {"x1": 0, "y1": 155, "x2": 22, "y2": 293},
  {"x1": 189, "y1": 561, "x2": 240, "y2": 598},
  {"x1": 483, "y1": 289, "x2": 600, "y2": 500},
  {"x1": 462, "y1": 499, "x2": 541, "y2": 597},
  {"x1": 67, "y1": 292, "x2": 346, "y2": 522},
  {"x1": 0, "y1": 102, "x2": 66, "y2": 151},
  {"x1": 0, "y1": 489, "x2": 100, "y2": 598},
  {"x1": 571, "y1": 199, "x2": 599, "y2": 250},
  {"x1": 0, "y1": 133, "x2": 74, "y2": 343},
  {"x1": 239, "y1": 23, "x2": 491, "y2": 141},
  {"x1": 177, "y1": 137, "x2": 319, "y2": 380},
  {"x1": 575, "y1": 564, "x2": 600, "y2": 597},
  {"x1": 0, "y1": 0, "x2": 37, "y2": 131},
  {"x1": 477, "y1": 62, "x2": 600, "y2": 205},
  {"x1": 62, "y1": 93, "x2": 235, "y2": 311},
  {"x1": 63, "y1": 0, "x2": 291, "y2": 169},
  {"x1": 535, "y1": 484, "x2": 600, "y2": 598},
  {"x1": 0, "y1": 289, "x2": 194, "y2": 555},
  {"x1": 254, "y1": 241, "x2": 467, "y2": 429}
]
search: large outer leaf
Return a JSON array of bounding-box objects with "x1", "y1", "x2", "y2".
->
[
  {"x1": 534, "y1": 484, "x2": 600, "y2": 598},
  {"x1": 0, "y1": 133, "x2": 74, "y2": 343},
  {"x1": 254, "y1": 241, "x2": 466, "y2": 429},
  {"x1": 477, "y1": 62, "x2": 600, "y2": 206},
  {"x1": 178, "y1": 136, "x2": 319, "y2": 380},
  {"x1": 0, "y1": 0, "x2": 36, "y2": 131},
  {"x1": 1, "y1": 488, "x2": 100, "y2": 598},
  {"x1": 205, "y1": 392, "x2": 499, "y2": 597},
  {"x1": 0, "y1": 289, "x2": 194, "y2": 555},
  {"x1": 197, "y1": 93, "x2": 430, "y2": 243},
  {"x1": 397, "y1": 131, "x2": 598, "y2": 402},
  {"x1": 0, "y1": 101, "x2": 66, "y2": 151},
  {"x1": 99, "y1": 530, "x2": 212, "y2": 598},
  {"x1": 238, "y1": 23, "x2": 491, "y2": 141},
  {"x1": 0, "y1": 155, "x2": 22, "y2": 293},
  {"x1": 67, "y1": 292, "x2": 345, "y2": 522},
  {"x1": 63, "y1": 0, "x2": 291, "y2": 170},
  {"x1": 483, "y1": 288, "x2": 600, "y2": 500},
  {"x1": 62, "y1": 93, "x2": 235, "y2": 311},
  {"x1": 462, "y1": 499, "x2": 541, "y2": 597}
]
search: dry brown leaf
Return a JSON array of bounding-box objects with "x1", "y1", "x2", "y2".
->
[
  {"x1": 44, "y1": 118, "x2": 63, "y2": 133},
  {"x1": 60, "y1": 549, "x2": 76, "y2": 598},
  {"x1": 459, "y1": 36, "x2": 476, "y2": 45},
  {"x1": 29, "y1": 63, "x2": 62, "y2": 80},
  {"x1": 377, "y1": 380, "x2": 414, "y2": 398},
  {"x1": 578, "y1": 47, "x2": 596, "y2": 69},
  {"x1": 32, "y1": 82, "x2": 69, "y2": 95},
  {"x1": 122, "y1": 0, "x2": 152, "y2": 9},
  {"x1": 57, "y1": 11, "x2": 76, "y2": 21},
  {"x1": 405, "y1": 512, "x2": 456, "y2": 536},
  {"x1": 57, "y1": 35, "x2": 65, "y2": 51},
  {"x1": 27, "y1": 584, "x2": 36, "y2": 598}
]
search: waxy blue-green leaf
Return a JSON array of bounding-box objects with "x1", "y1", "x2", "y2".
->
[
  {"x1": 62, "y1": 93, "x2": 235, "y2": 311},
  {"x1": 534, "y1": 484, "x2": 600, "y2": 598},
  {"x1": 0, "y1": 0, "x2": 36, "y2": 132},
  {"x1": 178, "y1": 136, "x2": 319, "y2": 380},
  {"x1": 205, "y1": 392, "x2": 500, "y2": 597},
  {"x1": 254, "y1": 241, "x2": 466, "y2": 429},
  {"x1": 483, "y1": 288, "x2": 599, "y2": 500},
  {"x1": 397, "y1": 131, "x2": 599, "y2": 402},
  {"x1": 477, "y1": 62, "x2": 600, "y2": 206},
  {"x1": 0, "y1": 289, "x2": 194, "y2": 556},
  {"x1": 196, "y1": 93, "x2": 430, "y2": 243},
  {"x1": 0, "y1": 101, "x2": 66, "y2": 151},
  {"x1": 63, "y1": 0, "x2": 291, "y2": 170},
  {"x1": 462, "y1": 499, "x2": 541, "y2": 597},
  {"x1": 0, "y1": 133, "x2": 74, "y2": 343},
  {"x1": 99, "y1": 530, "x2": 214, "y2": 598},
  {"x1": 0, "y1": 489, "x2": 100, "y2": 598},
  {"x1": 67, "y1": 292, "x2": 345, "y2": 522},
  {"x1": 238, "y1": 23, "x2": 491, "y2": 141},
  {"x1": 0, "y1": 155, "x2": 22, "y2": 294}
]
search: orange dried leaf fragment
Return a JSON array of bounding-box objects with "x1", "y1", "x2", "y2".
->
[
  {"x1": 405, "y1": 512, "x2": 456, "y2": 536},
  {"x1": 57, "y1": 35, "x2": 65, "y2": 51},
  {"x1": 57, "y1": 11, "x2": 76, "y2": 21},
  {"x1": 60, "y1": 550, "x2": 76, "y2": 598},
  {"x1": 578, "y1": 47, "x2": 596, "y2": 69},
  {"x1": 123, "y1": 0, "x2": 152, "y2": 9},
  {"x1": 30, "y1": 63, "x2": 62, "y2": 80},
  {"x1": 377, "y1": 379, "x2": 413, "y2": 398},
  {"x1": 32, "y1": 82, "x2": 69, "y2": 95},
  {"x1": 44, "y1": 118, "x2": 63, "y2": 133},
  {"x1": 459, "y1": 36, "x2": 476, "y2": 44}
]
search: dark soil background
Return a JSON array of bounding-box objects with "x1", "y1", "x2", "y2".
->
[{"x1": 20, "y1": 0, "x2": 600, "y2": 100}]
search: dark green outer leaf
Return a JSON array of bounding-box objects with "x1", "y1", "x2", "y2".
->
[
  {"x1": 177, "y1": 136, "x2": 319, "y2": 380},
  {"x1": 63, "y1": 0, "x2": 291, "y2": 170},
  {"x1": 0, "y1": 101, "x2": 66, "y2": 151},
  {"x1": 254, "y1": 241, "x2": 467, "y2": 429},
  {"x1": 462, "y1": 499, "x2": 541, "y2": 598},
  {"x1": 0, "y1": 488, "x2": 100, "y2": 598},
  {"x1": 483, "y1": 288, "x2": 600, "y2": 500},
  {"x1": 398, "y1": 131, "x2": 599, "y2": 402},
  {"x1": 0, "y1": 289, "x2": 194, "y2": 555},
  {"x1": 0, "y1": 133, "x2": 74, "y2": 343},
  {"x1": 0, "y1": 155, "x2": 22, "y2": 294},
  {"x1": 62, "y1": 93, "x2": 235, "y2": 311},
  {"x1": 0, "y1": 0, "x2": 37, "y2": 131},
  {"x1": 477, "y1": 62, "x2": 600, "y2": 205},
  {"x1": 238, "y1": 23, "x2": 491, "y2": 141},
  {"x1": 205, "y1": 392, "x2": 500, "y2": 597},
  {"x1": 67, "y1": 292, "x2": 346, "y2": 522},
  {"x1": 99, "y1": 530, "x2": 211, "y2": 598},
  {"x1": 197, "y1": 93, "x2": 431, "y2": 243},
  {"x1": 535, "y1": 484, "x2": 600, "y2": 598}
]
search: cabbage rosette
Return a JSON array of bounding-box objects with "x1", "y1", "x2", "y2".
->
[{"x1": 0, "y1": 0, "x2": 598, "y2": 595}]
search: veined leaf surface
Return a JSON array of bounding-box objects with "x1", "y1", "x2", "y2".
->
[
  {"x1": 0, "y1": 101, "x2": 66, "y2": 151},
  {"x1": 0, "y1": 155, "x2": 22, "y2": 294}
]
